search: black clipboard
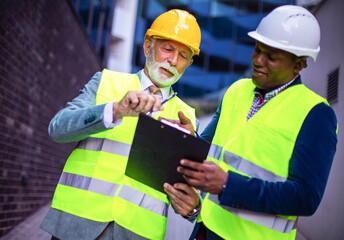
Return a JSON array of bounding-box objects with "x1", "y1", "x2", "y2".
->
[{"x1": 125, "y1": 113, "x2": 210, "y2": 193}]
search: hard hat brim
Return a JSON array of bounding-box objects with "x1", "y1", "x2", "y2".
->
[
  {"x1": 146, "y1": 29, "x2": 200, "y2": 56},
  {"x1": 248, "y1": 31, "x2": 320, "y2": 62}
]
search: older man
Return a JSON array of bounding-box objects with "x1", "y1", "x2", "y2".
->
[
  {"x1": 41, "y1": 9, "x2": 201, "y2": 240},
  {"x1": 164, "y1": 5, "x2": 337, "y2": 240}
]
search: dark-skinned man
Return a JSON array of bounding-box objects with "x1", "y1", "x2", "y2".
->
[{"x1": 164, "y1": 5, "x2": 337, "y2": 240}]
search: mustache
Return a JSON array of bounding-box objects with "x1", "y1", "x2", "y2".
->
[{"x1": 158, "y1": 62, "x2": 179, "y2": 76}]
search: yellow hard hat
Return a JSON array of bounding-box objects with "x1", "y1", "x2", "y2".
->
[{"x1": 145, "y1": 9, "x2": 201, "y2": 56}]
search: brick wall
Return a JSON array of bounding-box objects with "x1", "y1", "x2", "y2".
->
[{"x1": 0, "y1": 0, "x2": 102, "y2": 236}]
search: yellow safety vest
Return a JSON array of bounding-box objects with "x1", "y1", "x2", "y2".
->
[
  {"x1": 51, "y1": 69, "x2": 196, "y2": 239},
  {"x1": 200, "y1": 78, "x2": 326, "y2": 240}
]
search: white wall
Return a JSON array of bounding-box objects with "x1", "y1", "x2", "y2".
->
[
  {"x1": 107, "y1": 0, "x2": 138, "y2": 73},
  {"x1": 296, "y1": 0, "x2": 344, "y2": 239}
]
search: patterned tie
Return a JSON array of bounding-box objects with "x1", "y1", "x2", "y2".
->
[{"x1": 148, "y1": 85, "x2": 161, "y2": 95}]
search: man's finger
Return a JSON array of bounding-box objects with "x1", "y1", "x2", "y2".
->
[
  {"x1": 152, "y1": 95, "x2": 163, "y2": 112},
  {"x1": 178, "y1": 111, "x2": 191, "y2": 125},
  {"x1": 173, "y1": 183, "x2": 191, "y2": 194},
  {"x1": 180, "y1": 159, "x2": 204, "y2": 171},
  {"x1": 178, "y1": 166, "x2": 203, "y2": 180},
  {"x1": 184, "y1": 177, "x2": 203, "y2": 189},
  {"x1": 127, "y1": 93, "x2": 140, "y2": 109},
  {"x1": 134, "y1": 92, "x2": 150, "y2": 111},
  {"x1": 142, "y1": 94, "x2": 156, "y2": 112},
  {"x1": 164, "y1": 183, "x2": 179, "y2": 198}
]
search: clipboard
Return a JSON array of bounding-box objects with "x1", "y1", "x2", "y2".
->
[{"x1": 125, "y1": 113, "x2": 210, "y2": 193}]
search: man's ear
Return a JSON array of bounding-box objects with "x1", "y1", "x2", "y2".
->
[
  {"x1": 295, "y1": 57, "x2": 307, "y2": 73},
  {"x1": 143, "y1": 39, "x2": 152, "y2": 57},
  {"x1": 187, "y1": 58, "x2": 193, "y2": 67}
]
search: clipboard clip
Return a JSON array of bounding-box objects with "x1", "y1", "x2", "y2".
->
[{"x1": 160, "y1": 119, "x2": 191, "y2": 134}]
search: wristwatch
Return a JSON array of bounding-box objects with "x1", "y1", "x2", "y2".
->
[{"x1": 186, "y1": 203, "x2": 201, "y2": 218}]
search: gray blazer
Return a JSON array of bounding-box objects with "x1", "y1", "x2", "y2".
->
[{"x1": 40, "y1": 72, "x2": 148, "y2": 240}]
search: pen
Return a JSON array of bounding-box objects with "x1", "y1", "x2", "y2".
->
[{"x1": 146, "y1": 92, "x2": 178, "y2": 115}]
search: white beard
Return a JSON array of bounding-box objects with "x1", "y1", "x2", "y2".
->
[{"x1": 146, "y1": 44, "x2": 184, "y2": 88}]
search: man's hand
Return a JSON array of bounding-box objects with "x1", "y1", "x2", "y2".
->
[
  {"x1": 113, "y1": 91, "x2": 162, "y2": 121},
  {"x1": 164, "y1": 182, "x2": 200, "y2": 217},
  {"x1": 178, "y1": 160, "x2": 228, "y2": 194},
  {"x1": 160, "y1": 111, "x2": 195, "y2": 136}
]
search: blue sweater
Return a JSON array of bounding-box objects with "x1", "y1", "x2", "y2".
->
[{"x1": 199, "y1": 77, "x2": 337, "y2": 216}]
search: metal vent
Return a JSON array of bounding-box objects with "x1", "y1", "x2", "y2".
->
[{"x1": 327, "y1": 68, "x2": 339, "y2": 104}]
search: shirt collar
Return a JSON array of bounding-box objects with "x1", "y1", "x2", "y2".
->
[
  {"x1": 254, "y1": 75, "x2": 301, "y2": 99},
  {"x1": 138, "y1": 69, "x2": 172, "y2": 100}
]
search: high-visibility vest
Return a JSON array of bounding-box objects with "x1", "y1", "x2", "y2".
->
[
  {"x1": 51, "y1": 69, "x2": 196, "y2": 240},
  {"x1": 200, "y1": 78, "x2": 327, "y2": 240}
]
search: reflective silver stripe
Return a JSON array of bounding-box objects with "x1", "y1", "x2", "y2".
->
[
  {"x1": 223, "y1": 151, "x2": 286, "y2": 182},
  {"x1": 208, "y1": 144, "x2": 222, "y2": 160},
  {"x1": 208, "y1": 194, "x2": 295, "y2": 233},
  {"x1": 58, "y1": 173, "x2": 168, "y2": 217},
  {"x1": 76, "y1": 137, "x2": 131, "y2": 157},
  {"x1": 59, "y1": 172, "x2": 119, "y2": 197},
  {"x1": 118, "y1": 185, "x2": 168, "y2": 217},
  {"x1": 207, "y1": 143, "x2": 286, "y2": 182}
]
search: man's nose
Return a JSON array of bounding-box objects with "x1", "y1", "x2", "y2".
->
[
  {"x1": 168, "y1": 51, "x2": 178, "y2": 66},
  {"x1": 253, "y1": 53, "x2": 265, "y2": 66}
]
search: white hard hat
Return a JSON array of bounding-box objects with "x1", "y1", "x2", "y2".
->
[{"x1": 248, "y1": 5, "x2": 321, "y2": 62}]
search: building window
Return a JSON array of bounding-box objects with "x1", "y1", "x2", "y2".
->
[
  {"x1": 70, "y1": 0, "x2": 115, "y2": 65},
  {"x1": 327, "y1": 67, "x2": 339, "y2": 104}
]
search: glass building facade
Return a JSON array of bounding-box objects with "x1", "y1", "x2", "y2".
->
[
  {"x1": 70, "y1": 0, "x2": 115, "y2": 65},
  {"x1": 132, "y1": 0, "x2": 296, "y2": 98}
]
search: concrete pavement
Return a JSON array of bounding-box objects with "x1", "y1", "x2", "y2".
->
[
  {"x1": 0, "y1": 202, "x2": 51, "y2": 240},
  {"x1": 0, "y1": 201, "x2": 195, "y2": 240}
]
